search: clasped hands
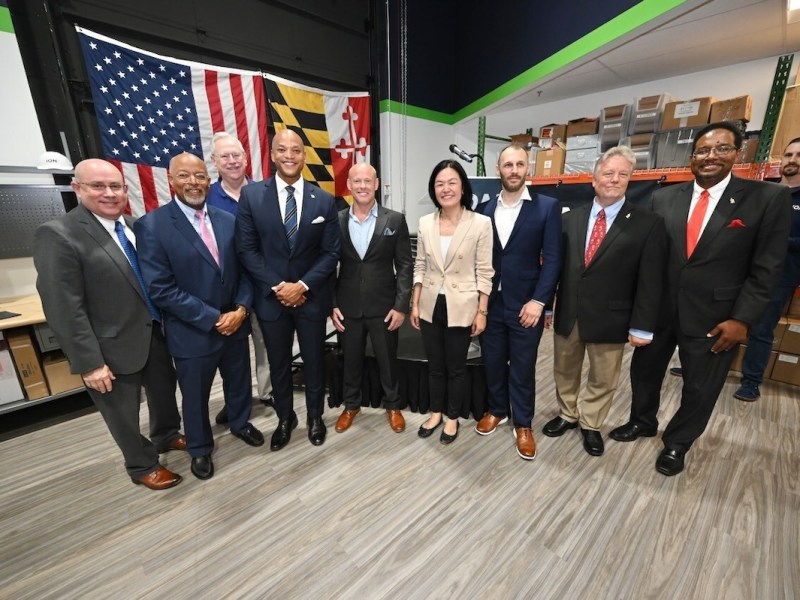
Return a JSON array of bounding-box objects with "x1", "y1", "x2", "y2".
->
[
  {"x1": 216, "y1": 306, "x2": 247, "y2": 336},
  {"x1": 273, "y1": 281, "x2": 307, "y2": 308}
]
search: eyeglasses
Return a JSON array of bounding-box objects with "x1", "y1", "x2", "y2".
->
[
  {"x1": 691, "y1": 145, "x2": 738, "y2": 159},
  {"x1": 77, "y1": 182, "x2": 127, "y2": 193},
  {"x1": 215, "y1": 152, "x2": 243, "y2": 161},
  {"x1": 173, "y1": 172, "x2": 210, "y2": 182}
]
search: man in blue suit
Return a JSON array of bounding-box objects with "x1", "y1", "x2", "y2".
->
[
  {"x1": 136, "y1": 152, "x2": 264, "y2": 481},
  {"x1": 475, "y1": 143, "x2": 562, "y2": 460},
  {"x1": 236, "y1": 128, "x2": 341, "y2": 451}
]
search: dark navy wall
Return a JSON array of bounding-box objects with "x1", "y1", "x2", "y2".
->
[{"x1": 383, "y1": 0, "x2": 640, "y2": 114}]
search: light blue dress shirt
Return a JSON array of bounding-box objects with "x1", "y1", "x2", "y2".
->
[{"x1": 347, "y1": 202, "x2": 378, "y2": 259}]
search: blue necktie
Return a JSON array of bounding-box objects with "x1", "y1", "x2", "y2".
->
[
  {"x1": 114, "y1": 221, "x2": 161, "y2": 322},
  {"x1": 284, "y1": 185, "x2": 298, "y2": 251}
]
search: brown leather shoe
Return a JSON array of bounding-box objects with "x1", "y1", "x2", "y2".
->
[
  {"x1": 475, "y1": 412, "x2": 509, "y2": 436},
  {"x1": 335, "y1": 408, "x2": 360, "y2": 433},
  {"x1": 131, "y1": 465, "x2": 182, "y2": 490},
  {"x1": 514, "y1": 427, "x2": 537, "y2": 460},
  {"x1": 386, "y1": 409, "x2": 405, "y2": 432},
  {"x1": 160, "y1": 435, "x2": 187, "y2": 452}
]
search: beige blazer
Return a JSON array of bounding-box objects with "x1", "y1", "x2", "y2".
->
[{"x1": 414, "y1": 209, "x2": 494, "y2": 327}]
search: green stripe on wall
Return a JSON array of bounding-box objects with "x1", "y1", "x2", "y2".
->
[
  {"x1": 381, "y1": 0, "x2": 689, "y2": 123},
  {"x1": 379, "y1": 100, "x2": 455, "y2": 124},
  {"x1": 0, "y1": 7, "x2": 14, "y2": 34}
]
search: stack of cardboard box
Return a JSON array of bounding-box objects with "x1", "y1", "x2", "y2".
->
[{"x1": 564, "y1": 118, "x2": 601, "y2": 174}]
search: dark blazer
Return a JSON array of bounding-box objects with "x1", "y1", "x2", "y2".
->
[
  {"x1": 236, "y1": 177, "x2": 341, "y2": 321},
  {"x1": 553, "y1": 200, "x2": 666, "y2": 343},
  {"x1": 33, "y1": 205, "x2": 154, "y2": 375},
  {"x1": 334, "y1": 205, "x2": 413, "y2": 318},
  {"x1": 476, "y1": 193, "x2": 562, "y2": 310},
  {"x1": 134, "y1": 200, "x2": 253, "y2": 359},
  {"x1": 652, "y1": 176, "x2": 791, "y2": 336}
]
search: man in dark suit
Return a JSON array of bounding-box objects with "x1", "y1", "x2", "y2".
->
[
  {"x1": 610, "y1": 122, "x2": 792, "y2": 476},
  {"x1": 33, "y1": 158, "x2": 184, "y2": 490},
  {"x1": 542, "y1": 146, "x2": 666, "y2": 456},
  {"x1": 236, "y1": 128, "x2": 341, "y2": 450},
  {"x1": 331, "y1": 163, "x2": 413, "y2": 434},
  {"x1": 474, "y1": 143, "x2": 562, "y2": 460},
  {"x1": 136, "y1": 152, "x2": 263, "y2": 481}
]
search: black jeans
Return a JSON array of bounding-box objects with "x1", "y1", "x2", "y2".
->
[{"x1": 420, "y1": 295, "x2": 472, "y2": 419}]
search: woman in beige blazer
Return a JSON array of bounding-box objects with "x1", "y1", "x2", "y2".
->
[{"x1": 410, "y1": 160, "x2": 494, "y2": 444}]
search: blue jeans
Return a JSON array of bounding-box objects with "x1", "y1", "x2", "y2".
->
[{"x1": 741, "y1": 284, "x2": 797, "y2": 387}]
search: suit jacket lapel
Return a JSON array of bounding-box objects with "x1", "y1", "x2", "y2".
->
[
  {"x1": 207, "y1": 207, "x2": 227, "y2": 273},
  {"x1": 339, "y1": 210, "x2": 359, "y2": 261},
  {"x1": 429, "y1": 212, "x2": 445, "y2": 271},
  {"x1": 587, "y1": 201, "x2": 632, "y2": 268},
  {"x1": 671, "y1": 182, "x2": 694, "y2": 262},
  {"x1": 692, "y1": 177, "x2": 743, "y2": 257},
  {"x1": 77, "y1": 206, "x2": 147, "y2": 303},
  {"x1": 168, "y1": 200, "x2": 220, "y2": 271},
  {"x1": 292, "y1": 182, "x2": 318, "y2": 255},
  {"x1": 504, "y1": 196, "x2": 533, "y2": 248},
  {"x1": 363, "y1": 207, "x2": 390, "y2": 261},
  {"x1": 444, "y1": 210, "x2": 472, "y2": 269}
]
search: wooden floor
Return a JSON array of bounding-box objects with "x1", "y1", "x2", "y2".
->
[{"x1": 1, "y1": 330, "x2": 798, "y2": 600}]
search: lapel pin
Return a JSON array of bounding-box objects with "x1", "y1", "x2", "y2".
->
[
  {"x1": 729, "y1": 198, "x2": 735, "y2": 204},
  {"x1": 626, "y1": 212, "x2": 631, "y2": 219}
]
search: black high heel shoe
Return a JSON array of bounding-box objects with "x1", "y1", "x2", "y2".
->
[
  {"x1": 440, "y1": 421, "x2": 459, "y2": 445},
  {"x1": 417, "y1": 418, "x2": 442, "y2": 438}
]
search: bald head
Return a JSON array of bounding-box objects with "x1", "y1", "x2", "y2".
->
[
  {"x1": 347, "y1": 162, "x2": 379, "y2": 209},
  {"x1": 271, "y1": 129, "x2": 306, "y2": 184},
  {"x1": 168, "y1": 152, "x2": 210, "y2": 208},
  {"x1": 71, "y1": 159, "x2": 128, "y2": 221}
]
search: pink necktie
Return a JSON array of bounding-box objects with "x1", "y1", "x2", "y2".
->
[
  {"x1": 585, "y1": 209, "x2": 606, "y2": 266},
  {"x1": 195, "y1": 209, "x2": 220, "y2": 265},
  {"x1": 686, "y1": 190, "x2": 710, "y2": 258}
]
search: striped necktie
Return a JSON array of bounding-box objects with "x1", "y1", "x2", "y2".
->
[
  {"x1": 284, "y1": 185, "x2": 298, "y2": 251},
  {"x1": 114, "y1": 221, "x2": 160, "y2": 322}
]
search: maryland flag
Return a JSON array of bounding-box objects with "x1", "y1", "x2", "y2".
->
[{"x1": 264, "y1": 75, "x2": 370, "y2": 205}]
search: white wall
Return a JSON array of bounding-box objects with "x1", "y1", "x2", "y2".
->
[
  {"x1": 455, "y1": 53, "x2": 800, "y2": 171},
  {"x1": 0, "y1": 29, "x2": 54, "y2": 298}
]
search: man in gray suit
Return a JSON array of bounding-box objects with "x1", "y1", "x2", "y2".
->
[
  {"x1": 332, "y1": 163, "x2": 413, "y2": 433},
  {"x1": 33, "y1": 158, "x2": 185, "y2": 490}
]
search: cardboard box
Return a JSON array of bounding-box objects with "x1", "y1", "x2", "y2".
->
[
  {"x1": 774, "y1": 317, "x2": 788, "y2": 350},
  {"x1": 769, "y1": 352, "x2": 800, "y2": 385},
  {"x1": 534, "y1": 146, "x2": 566, "y2": 177},
  {"x1": 778, "y1": 317, "x2": 800, "y2": 354},
  {"x1": 788, "y1": 287, "x2": 800, "y2": 318},
  {"x1": 42, "y1": 351, "x2": 84, "y2": 395},
  {"x1": 539, "y1": 124, "x2": 567, "y2": 145},
  {"x1": 661, "y1": 97, "x2": 716, "y2": 130},
  {"x1": 5, "y1": 327, "x2": 49, "y2": 400},
  {"x1": 510, "y1": 133, "x2": 538, "y2": 146},
  {"x1": 0, "y1": 332, "x2": 25, "y2": 405},
  {"x1": 630, "y1": 93, "x2": 673, "y2": 135},
  {"x1": 710, "y1": 96, "x2": 752, "y2": 124},
  {"x1": 771, "y1": 85, "x2": 800, "y2": 160},
  {"x1": 566, "y1": 118, "x2": 599, "y2": 137}
]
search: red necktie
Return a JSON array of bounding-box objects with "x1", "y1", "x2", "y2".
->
[
  {"x1": 195, "y1": 209, "x2": 220, "y2": 265},
  {"x1": 584, "y1": 209, "x2": 606, "y2": 266},
  {"x1": 686, "y1": 190, "x2": 710, "y2": 258}
]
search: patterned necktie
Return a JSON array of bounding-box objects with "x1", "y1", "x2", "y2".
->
[
  {"x1": 284, "y1": 185, "x2": 298, "y2": 251},
  {"x1": 195, "y1": 209, "x2": 220, "y2": 265},
  {"x1": 114, "y1": 221, "x2": 160, "y2": 322},
  {"x1": 584, "y1": 209, "x2": 606, "y2": 266},
  {"x1": 686, "y1": 190, "x2": 710, "y2": 258}
]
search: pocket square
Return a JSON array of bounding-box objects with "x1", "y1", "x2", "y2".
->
[
  {"x1": 311, "y1": 216, "x2": 325, "y2": 224},
  {"x1": 383, "y1": 227, "x2": 396, "y2": 236},
  {"x1": 727, "y1": 218, "x2": 746, "y2": 228}
]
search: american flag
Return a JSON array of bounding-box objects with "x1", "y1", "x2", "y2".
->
[{"x1": 76, "y1": 27, "x2": 269, "y2": 216}]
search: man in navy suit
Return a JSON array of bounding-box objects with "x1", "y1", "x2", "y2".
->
[
  {"x1": 136, "y1": 152, "x2": 264, "y2": 481},
  {"x1": 236, "y1": 128, "x2": 341, "y2": 451},
  {"x1": 610, "y1": 122, "x2": 791, "y2": 476},
  {"x1": 475, "y1": 143, "x2": 562, "y2": 460}
]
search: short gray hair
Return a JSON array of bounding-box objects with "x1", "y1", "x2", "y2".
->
[
  {"x1": 594, "y1": 145, "x2": 636, "y2": 176},
  {"x1": 211, "y1": 132, "x2": 245, "y2": 155}
]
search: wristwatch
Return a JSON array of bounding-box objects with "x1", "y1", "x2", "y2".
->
[
  {"x1": 235, "y1": 304, "x2": 250, "y2": 317},
  {"x1": 477, "y1": 308, "x2": 488, "y2": 316}
]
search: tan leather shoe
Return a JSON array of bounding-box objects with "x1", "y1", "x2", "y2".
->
[
  {"x1": 335, "y1": 408, "x2": 360, "y2": 433},
  {"x1": 514, "y1": 427, "x2": 537, "y2": 460},
  {"x1": 475, "y1": 412, "x2": 508, "y2": 435},
  {"x1": 160, "y1": 435, "x2": 187, "y2": 452},
  {"x1": 386, "y1": 409, "x2": 405, "y2": 432},
  {"x1": 131, "y1": 465, "x2": 182, "y2": 490}
]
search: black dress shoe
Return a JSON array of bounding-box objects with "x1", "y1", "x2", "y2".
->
[
  {"x1": 260, "y1": 393, "x2": 275, "y2": 408},
  {"x1": 232, "y1": 423, "x2": 265, "y2": 447},
  {"x1": 655, "y1": 447, "x2": 685, "y2": 476},
  {"x1": 542, "y1": 416, "x2": 579, "y2": 437},
  {"x1": 270, "y1": 413, "x2": 299, "y2": 451},
  {"x1": 191, "y1": 454, "x2": 214, "y2": 480},
  {"x1": 440, "y1": 421, "x2": 459, "y2": 445},
  {"x1": 308, "y1": 416, "x2": 327, "y2": 446},
  {"x1": 609, "y1": 421, "x2": 658, "y2": 442},
  {"x1": 215, "y1": 405, "x2": 229, "y2": 425},
  {"x1": 417, "y1": 419, "x2": 442, "y2": 438},
  {"x1": 580, "y1": 428, "x2": 604, "y2": 456}
]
